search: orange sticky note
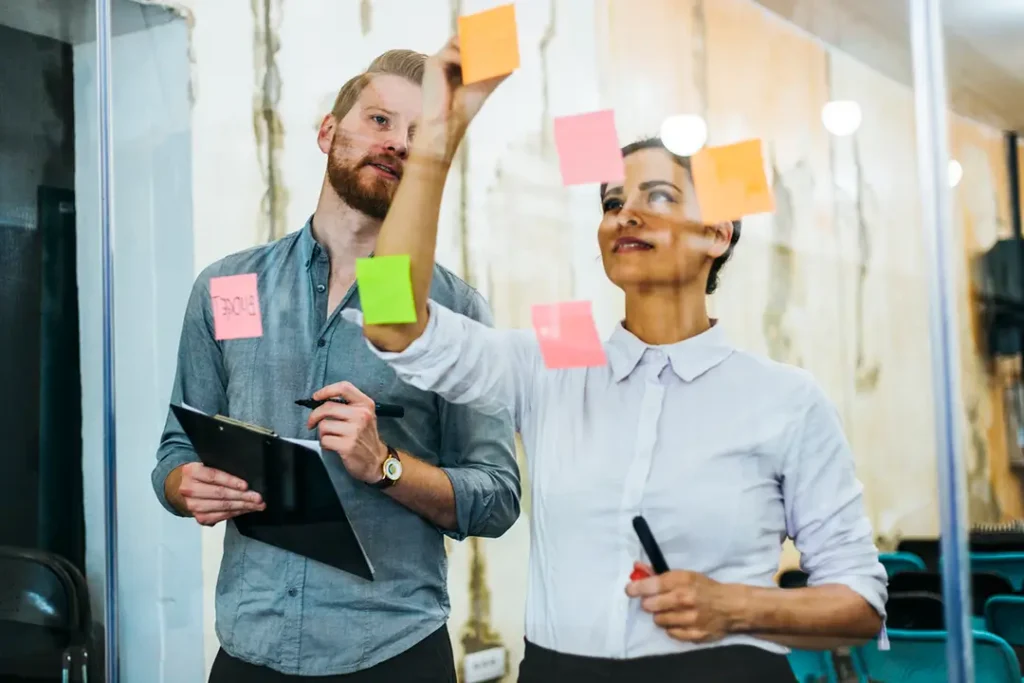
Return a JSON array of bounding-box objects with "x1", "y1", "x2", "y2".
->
[
  {"x1": 458, "y1": 4, "x2": 520, "y2": 85},
  {"x1": 553, "y1": 110, "x2": 625, "y2": 186},
  {"x1": 531, "y1": 301, "x2": 607, "y2": 369},
  {"x1": 210, "y1": 274, "x2": 263, "y2": 340},
  {"x1": 691, "y1": 139, "x2": 775, "y2": 224}
]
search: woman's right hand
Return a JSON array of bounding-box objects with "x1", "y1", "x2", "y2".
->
[{"x1": 415, "y1": 36, "x2": 509, "y2": 164}]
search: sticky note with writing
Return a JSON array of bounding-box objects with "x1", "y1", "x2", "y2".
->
[
  {"x1": 210, "y1": 273, "x2": 263, "y2": 341},
  {"x1": 356, "y1": 254, "x2": 417, "y2": 325},
  {"x1": 531, "y1": 301, "x2": 607, "y2": 369},
  {"x1": 458, "y1": 3, "x2": 520, "y2": 85},
  {"x1": 691, "y1": 138, "x2": 775, "y2": 224},
  {"x1": 553, "y1": 110, "x2": 625, "y2": 186}
]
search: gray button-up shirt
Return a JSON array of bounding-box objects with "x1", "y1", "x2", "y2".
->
[{"x1": 151, "y1": 221, "x2": 520, "y2": 676}]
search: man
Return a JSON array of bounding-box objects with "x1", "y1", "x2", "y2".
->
[{"x1": 152, "y1": 49, "x2": 520, "y2": 683}]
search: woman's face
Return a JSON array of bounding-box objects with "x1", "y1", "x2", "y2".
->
[{"x1": 598, "y1": 147, "x2": 730, "y2": 292}]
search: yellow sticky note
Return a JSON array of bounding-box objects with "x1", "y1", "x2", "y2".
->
[
  {"x1": 458, "y1": 4, "x2": 520, "y2": 85},
  {"x1": 355, "y1": 255, "x2": 417, "y2": 325},
  {"x1": 691, "y1": 139, "x2": 775, "y2": 224}
]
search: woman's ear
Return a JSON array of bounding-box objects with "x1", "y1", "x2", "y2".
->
[{"x1": 704, "y1": 221, "x2": 734, "y2": 258}]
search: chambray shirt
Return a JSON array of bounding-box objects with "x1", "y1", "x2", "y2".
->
[
  {"x1": 151, "y1": 222, "x2": 519, "y2": 676},
  {"x1": 357, "y1": 301, "x2": 887, "y2": 659}
]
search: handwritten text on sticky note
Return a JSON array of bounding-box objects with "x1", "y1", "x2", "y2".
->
[
  {"x1": 531, "y1": 301, "x2": 607, "y2": 369},
  {"x1": 210, "y1": 273, "x2": 263, "y2": 341},
  {"x1": 458, "y1": 4, "x2": 520, "y2": 85},
  {"x1": 356, "y1": 254, "x2": 417, "y2": 325},
  {"x1": 691, "y1": 138, "x2": 775, "y2": 224},
  {"x1": 553, "y1": 110, "x2": 625, "y2": 186}
]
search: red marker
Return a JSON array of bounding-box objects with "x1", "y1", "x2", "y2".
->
[{"x1": 629, "y1": 566, "x2": 651, "y2": 582}]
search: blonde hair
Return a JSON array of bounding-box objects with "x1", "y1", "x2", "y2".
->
[{"x1": 330, "y1": 49, "x2": 427, "y2": 120}]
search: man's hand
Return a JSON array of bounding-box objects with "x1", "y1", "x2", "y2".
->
[
  {"x1": 415, "y1": 36, "x2": 510, "y2": 164},
  {"x1": 308, "y1": 381, "x2": 388, "y2": 485},
  {"x1": 166, "y1": 462, "x2": 265, "y2": 526},
  {"x1": 625, "y1": 562, "x2": 748, "y2": 643}
]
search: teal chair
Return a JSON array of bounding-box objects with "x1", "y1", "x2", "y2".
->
[
  {"x1": 856, "y1": 629, "x2": 1021, "y2": 682},
  {"x1": 787, "y1": 649, "x2": 837, "y2": 683},
  {"x1": 879, "y1": 552, "x2": 926, "y2": 577},
  {"x1": 972, "y1": 552, "x2": 1024, "y2": 591},
  {"x1": 987, "y1": 595, "x2": 1024, "y2": 653}
]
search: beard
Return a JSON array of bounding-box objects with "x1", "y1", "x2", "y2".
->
[{"x1": 326, "y1": 131, "x2": 403, "y2": 220}]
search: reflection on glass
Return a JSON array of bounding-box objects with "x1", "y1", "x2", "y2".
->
[{"x1": 2, "y1": 0, "x2": 1016, "y2": 680}]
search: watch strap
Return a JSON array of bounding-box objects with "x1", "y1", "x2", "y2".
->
[{"x1": 371, "y1": 444, "x2": 400, "y2": 490}]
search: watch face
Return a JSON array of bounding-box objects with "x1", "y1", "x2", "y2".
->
[{"x1": 383, "y1": 457, "x2": 403, "y2": 481}]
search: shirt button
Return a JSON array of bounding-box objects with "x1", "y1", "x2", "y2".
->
[
  {"x1": 316, "y1": 284, "x2": 326, "y2": 293},
  {"x1": 288, "y1": 588, "x2": 298, "y2": 597},
  {"x1": 317, "y1": 339, "x2": 326, "y2": 348}
]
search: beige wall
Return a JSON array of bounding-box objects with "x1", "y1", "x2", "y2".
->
[{"x1": 156, "y1": 0, "x2": 1022, "y2": 679}]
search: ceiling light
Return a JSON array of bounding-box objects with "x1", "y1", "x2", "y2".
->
[
  {"x1": 660, "y1": 115, "x2": 708, "y2": 156},
  {"x1": 821, "y1": 100, "x2": 862, "y2": 137},
  {"x1": 948, "y1": 159, "x2": 963, "y2": 188}
]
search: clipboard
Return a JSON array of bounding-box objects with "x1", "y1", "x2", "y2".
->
[{"x1": 171, "y1": 404, "x2": 374, "y2": 581}]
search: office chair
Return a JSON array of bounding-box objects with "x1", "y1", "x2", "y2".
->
[{"x1": 0, "y1": 546, "x2": 90, "y2": 681}]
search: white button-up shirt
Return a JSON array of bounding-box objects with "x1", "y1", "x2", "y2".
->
[{"x1": 351, "y1": 301, "x2": 887, "y2": 659}]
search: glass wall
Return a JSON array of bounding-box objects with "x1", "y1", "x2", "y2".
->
[{"x1": 26, "y1": 0, "x2": 1018, "y2": 681}]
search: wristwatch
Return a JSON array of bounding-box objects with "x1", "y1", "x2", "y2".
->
[{"x1": 372, "y1": 444, "x2": 402, "y2": 490}]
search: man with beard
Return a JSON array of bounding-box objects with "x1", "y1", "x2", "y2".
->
[{"x1": 152, "y1": 50, "x2": 519, "y2": 683}]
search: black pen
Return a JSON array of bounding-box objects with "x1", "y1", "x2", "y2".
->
[
  {"x1": 632, "y1": 515, "x2": 670, "y2": 575},
  {"x1": 295, "y1": 397, "x2": 405, "y2": 419}
]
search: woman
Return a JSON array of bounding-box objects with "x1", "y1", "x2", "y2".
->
[{"x1": 341, "y1": 38, "x2": 887, "y2": 683}]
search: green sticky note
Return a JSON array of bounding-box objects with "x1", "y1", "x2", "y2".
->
[{"x1": 356, "y1": 255, "x2": 417, "y2": 324}]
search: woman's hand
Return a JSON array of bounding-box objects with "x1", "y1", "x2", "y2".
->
[
  {"x1": 415, "y1": 36, "x2": 509, "y2": 164},
  {"x1": 625, "y1": 562, "x2": 748, "y2": 643}
]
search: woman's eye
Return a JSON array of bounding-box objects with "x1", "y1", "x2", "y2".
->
[
  {"x1": 649, "y1": 190, "x2": 676, "y2": 204},
  {"x1": 372, "y1": 114, "x2": 389, "y2": 127},
  {"x1": 602, "y1": 198, "x2": 622, "y2": 212}
]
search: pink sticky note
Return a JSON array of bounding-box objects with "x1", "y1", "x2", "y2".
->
[
  {"x1": 209, "y1": 274, "x2": 263, "y2": 340},
  {"x1": 531, "y1": 301, "x2": 607, "y2": 369},
  {"x1": 553, "y1": 110, "x2": 625, "y2": 186}
]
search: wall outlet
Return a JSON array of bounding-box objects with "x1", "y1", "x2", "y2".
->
[{"x1": 463, "y1": 646, "x2": 507, "y2": 683}]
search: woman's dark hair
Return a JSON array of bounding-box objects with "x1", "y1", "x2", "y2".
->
[{"x1": 599, "y1": 136, "x2": 741, "y2": 295}]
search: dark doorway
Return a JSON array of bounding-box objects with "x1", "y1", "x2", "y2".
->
[{"x1": 0, "y1": 24, "x2": 84, "y2": 573}]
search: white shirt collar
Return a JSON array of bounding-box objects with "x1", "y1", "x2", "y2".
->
[{"x1": 606, "y1": 320, "x2": 734, "y2": 383}]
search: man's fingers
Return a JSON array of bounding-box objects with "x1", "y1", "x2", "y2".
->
[
  {"x1": 195, "y1": 511, "x2": 240, "y2": 526},
  {"x1": 188, "y1": 498, "x2": 265, "y2": 514},
  {"x1": 313, "y1": 380, "x2": 370, "y2": 405},
  {"x1": 331, "y1": 381, "x2": 374, "y2": 408},
  {"x1": 307, "y1": 403, "x2": 368, "y2": 430},
  {"x1": 653, "y1": 609, "x2": 698, "y2": 629},
  {"x1": 317, "y1": 418, "x2": 359, "y2": 441},
  {"x1": 191, "y1": 465, "x2": 249, "y2": 491},
  {"x1": 180, "y1": 481, "x2": 262, "y2": 504}
]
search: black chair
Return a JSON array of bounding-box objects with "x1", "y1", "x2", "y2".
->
[
  {"x1": 885, "y1": 591, "x2": 945, "y2": 630},
  {"x1": 778, "y1": 569, "x2": 809, "y2": 589},
  {"x1": 888, "y1": 570, "x2": 941, "y2": 596},
  {"x1": 0, "y1": 546, "x2": 90, "y2": 682},
  {"x1": 889, "y1": 570, "x2": 1014, "y2": 617}
]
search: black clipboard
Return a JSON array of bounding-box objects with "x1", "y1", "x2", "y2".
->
[{"x1": 171, "y1": 404, "x2": 374, "y2": 581}]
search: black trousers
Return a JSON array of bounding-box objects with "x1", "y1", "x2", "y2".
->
[
  {"x1": 208, "y1": 626, "x2": 456, "y2": 683},
  {"x1": 518, "y1": 640, "x2": 797, "y2": 683}
]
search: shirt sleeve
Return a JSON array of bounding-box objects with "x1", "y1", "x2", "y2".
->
[
  {"x1": 151, "y1": 273, "x2": 229, "y2": 515},
  {"x1": 345, "y1": 299, "x2": 539, "y2": 431},
  {"x1": 430, "y1": 291, "x2": 522, "y2": 540},
  {"x1": 783, "y1": 380, "x2": 888, "y2": 620}
]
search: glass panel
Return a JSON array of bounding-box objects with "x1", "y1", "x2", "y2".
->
[
  {"x1": 0, "y1": 0, "x2": 101, "y2": 680},
  {"x1": 94, "y1": 0, "x2": 1014, "y2": 681}
]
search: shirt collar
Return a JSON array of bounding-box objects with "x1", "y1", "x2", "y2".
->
[
  {"x1": 297, "y1": 217, "x2": 322, "y2": 270},
  {"x1": 606, "y1": 320, "x2": 734, "y2": 383}
]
